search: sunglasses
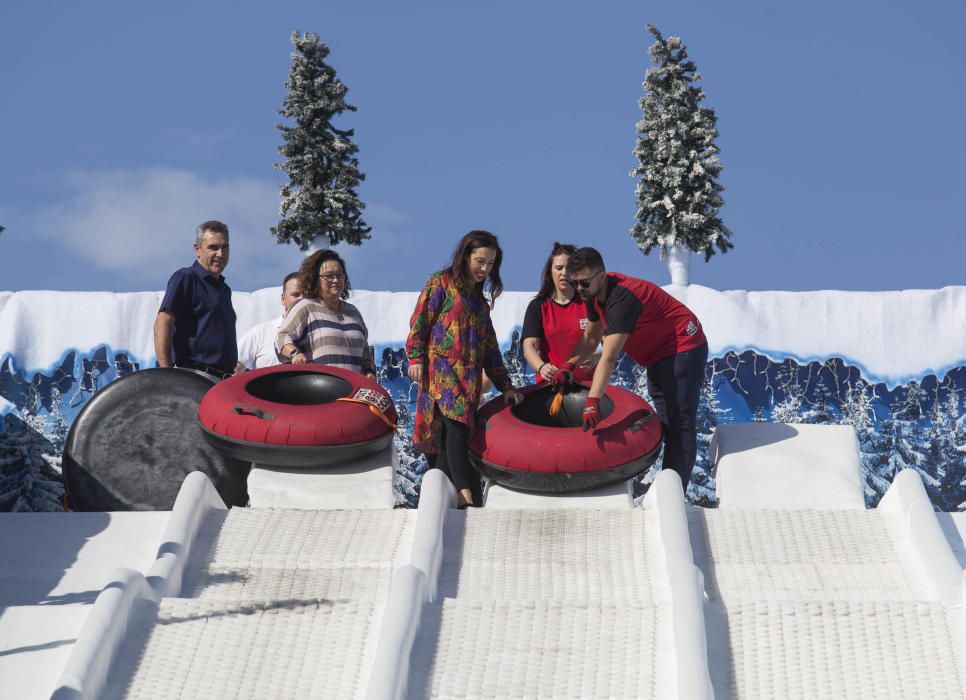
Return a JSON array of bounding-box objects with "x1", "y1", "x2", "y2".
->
[{"x1": 569, "y1": 270, "x2": 602, "y2": 289}]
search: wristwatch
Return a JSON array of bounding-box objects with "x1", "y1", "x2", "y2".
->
[{"x1": 289, "y1": 349, "x2": 301, "y2": 360}]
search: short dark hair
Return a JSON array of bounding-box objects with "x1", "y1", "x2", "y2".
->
[
  {"x1": 298, "y1": 249, "x2": 351, "y2": 301},
  {"x1": 445, "y1": 229, "x2": 503, "y2": 306},
  {"x1": 536, "y1": 242, "x2": 578, "y2": 300},
  {"x1": 282, "y1": 271, "x2": 299, "y2": 288},
  {"x1": 195, "y1": 220, "x2": 229, "y2": 245},
  {"x1": 568, "y1": 247, "x2": 605, "y2": 274}
]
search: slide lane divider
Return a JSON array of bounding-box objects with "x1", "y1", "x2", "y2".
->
[
  {"x1": 50, "y1": 472, "x2": 229, "y2": 700},
  {"x1": 878, "y1": 468, "x2": 962, "y2": 603},
  {"x1": 365, "y1": 468, "x2": 455, "y2": 699},
  {"x1": 146, "y1": 471, "x2": 228, "y2": 597},
  {"x1": 644, "y1": 469, "x2": 714, "y2": 700},
  {"x1": 408, "y1": 468, "x2": 456, "y2": 602}
]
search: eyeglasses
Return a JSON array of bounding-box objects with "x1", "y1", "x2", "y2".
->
[
  {"x1": 569, "y1": 270, "x2": 603, "y2": 289},
  {"x1": 319, "y1": 272, "x2": 345, "y2": 282}
]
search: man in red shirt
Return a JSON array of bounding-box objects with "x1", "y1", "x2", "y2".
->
[{"x1": 552, "y1": 247, "x2": 709, "y2": 489}]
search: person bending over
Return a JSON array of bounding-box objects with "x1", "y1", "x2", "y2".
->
[{"x1": 554, "y1": 247, "x2": 708, "y2": 489}]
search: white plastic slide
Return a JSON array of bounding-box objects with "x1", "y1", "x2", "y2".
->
[
  {"x1": 401, "y1": 469, "x2": 712, "y2": 700},
  {"x1": 49, "y1": 423, "x2": 966, "y2": 699}
]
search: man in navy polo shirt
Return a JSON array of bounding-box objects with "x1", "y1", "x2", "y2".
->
[
  {"x1": 552, "y1": 246, "x2": 709, "y2": 490},
  {"x1": 153, "y1": 220, "x2": 237, "y2": 378}
]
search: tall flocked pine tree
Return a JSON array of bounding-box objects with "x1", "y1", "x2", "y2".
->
[
  {"x1": 273, "y1": 31, "x2": 370, "y2": 250},
  {"x1": 631, "y1": 24, "x2": 732, "y2": 285}
]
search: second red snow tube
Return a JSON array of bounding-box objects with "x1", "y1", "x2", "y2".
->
[
  {"x1": 469, "y1": 382, "x2": 662, "y2": 493},
  {"x1": 198, "y1": 364, "x2": 397, "y2": 467}
]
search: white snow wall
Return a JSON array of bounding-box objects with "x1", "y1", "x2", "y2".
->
[{"x1": 1, "y1": 285, "x2": 964, "y2": 510}]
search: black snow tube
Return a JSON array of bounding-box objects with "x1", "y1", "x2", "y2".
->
[{"x1": 63, "y1": 368, "x2": 250, "y2": 510}]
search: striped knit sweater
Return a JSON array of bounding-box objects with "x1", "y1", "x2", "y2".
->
[{"x1": 275, "y1": 298, "x2": 375, "y2": 375}]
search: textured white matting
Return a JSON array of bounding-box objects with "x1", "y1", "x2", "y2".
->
[
  {"x1": 186, "y1": 564, "x2": 393, "y2": 602},
  {"x1": 696, "y1": 509, "x2": 912, "y2": 601},
  {"x1": 410, "y1": 508, "x2": 671, "y2": 699},
  {"x1": 409, "y1": 600, "x2": 663, "y2": 700},
  {"x1": 726, "y1": 601, "x2": 965, "y2": 699},
  {"x1": 197, "y1": 507, "x2": 414, "y2": 569},
  {"x1": 483, "y1": 479, "x2": 632, "y2": 509},
  {"x1": 438, "y1": 509, "x2": 657, "y2": 601},
  {"x1": 100, "y1": 506, "x2": 415, "y2": 699},
  {"x1": 108, "y1": 598, "x2": 381, "y2": 699},
  {"x1": 693, "y1": 500, "x2": 966, "y2": 699}
]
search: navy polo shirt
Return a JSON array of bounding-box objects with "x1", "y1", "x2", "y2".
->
[{"x1": 159, "y1": 261, "x2": 238, "y2": 372}]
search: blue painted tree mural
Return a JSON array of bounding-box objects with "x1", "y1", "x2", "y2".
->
[{"x1": 2, "y1": 338, "x2": 964, "y2": 512}]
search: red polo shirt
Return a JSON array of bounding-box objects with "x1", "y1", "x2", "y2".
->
[
  {"x1": 521, "y1": 295, "x2": 595, "y2": 383},
  {"x1": 586, "y1": 273, "x2": 706, "y2": 368}
]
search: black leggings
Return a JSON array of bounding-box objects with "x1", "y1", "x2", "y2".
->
[
  {"x1": 426, "y1": 415, "x2": 482, "y2": 504},
  {"x1": 646, "y1": 342, "x2": 709, "y2": 490}
]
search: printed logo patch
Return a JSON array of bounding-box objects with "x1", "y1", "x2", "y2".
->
[
  {"x1": 685, "y1": 320, "x2": 698, "y2": 336},
  {"x1": 579, "y1": 318, "x2": 589, "y2": 330},
  {"x1": 352, "y1": 387, "x2": 392, "y2": 414}
]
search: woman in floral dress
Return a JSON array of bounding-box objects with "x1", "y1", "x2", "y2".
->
[{"x1": 406, "y1": 230, "x2": 522, "y2": 507}]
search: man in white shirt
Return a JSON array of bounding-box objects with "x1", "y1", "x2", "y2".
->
[{"x1": 234, "y1": 272, "x2": 301, "y2": 372}]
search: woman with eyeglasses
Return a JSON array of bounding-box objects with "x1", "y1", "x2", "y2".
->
[
  {"x1": 521, "y1": 242, "x2": 596, "y2": 384},
  {"x1": 406, "y1": 230, "x2": 522, "y2": 508},
  {"x1": 276, "y1": 249, "x2": 376, "y2": 377}
]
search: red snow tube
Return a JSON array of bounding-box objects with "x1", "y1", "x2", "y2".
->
[
  {"x1": 198, "y1": 364, "x2": 397, "y2": 467},
  {"x1": 469, "y1": 382, "x2": 662, "y2": 493}
]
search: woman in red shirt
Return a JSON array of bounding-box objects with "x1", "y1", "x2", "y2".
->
[{"x1": 522, "y1": 243, "x2": 596, "y2": 383}]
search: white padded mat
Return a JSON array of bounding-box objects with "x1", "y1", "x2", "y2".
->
[
  {"x1": 409, "y1": 600, "x2": 663, "y2": 700},
  {"x1": 726, "y1": 601, "x2": 965, "y2": 699},
  {"x1": 697, "y1": 509, "x2": 912, "y2": 601},
  {"x1": 202, "y1": 507, "x2": 414, "y2": 568},
  {"x1": 109, "y1": 598, "x2": 380, "y2": 699},
  {"x1": 439, "y1": 509, "x2": 657, "y2": 601},
  {"x1": 186, "y1": 565, "x2": 392, "y2": 602}
]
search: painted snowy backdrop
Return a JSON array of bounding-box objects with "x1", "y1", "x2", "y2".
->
[{"x1": 1, "y1": 285, "x2": 964, "y2": 512}]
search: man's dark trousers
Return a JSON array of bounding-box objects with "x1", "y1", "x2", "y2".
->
[{"x1": 646, "y1": 341, "x2": 709, "y2": 490}]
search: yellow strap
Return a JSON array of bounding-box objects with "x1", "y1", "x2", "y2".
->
[
  {"x1": 549, "y1": 388, "x2": 564, "y2": 416},
  {"x1": 337, "y1": 397, "x2": 398, "y2": 432}
]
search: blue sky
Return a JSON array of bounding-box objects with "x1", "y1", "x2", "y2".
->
[{"x1": 1, "y1": 0, "x2": 964, "y2": 293}]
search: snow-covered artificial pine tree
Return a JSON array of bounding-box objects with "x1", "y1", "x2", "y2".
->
[
  {"x1": 0, "y1": 412, "x2": 64, "y2": 512},
  {"x1": 838, "y1": 378, "x2": 884, "y2": 505},
  {"x1": 273, "y1": 31, "x2": 370, "y2": 251},
  {"x1": 770, "y1": 364, "x2": 805, "y2": 423},
  {"x1": 392, "y1": 389, "x2": 423, "y2": 507},
  {"x1": 631, "y1": 24, "x2": 732, "y2": 285},
  {"x1": 689, "y1": 370, "x2": 730, "y2": 506},
  {"x1": 928, "y1": 387, "x2": 966, "y2": 510},
  {"x1": 868, "y1": 389, "x2": 934, "y2": 506},
  {"x1": 501, "y1": 331, "x2": 530, "y2": 388}
]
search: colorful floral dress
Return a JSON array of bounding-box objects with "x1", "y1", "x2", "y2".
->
[{"x1": 406, "y1": 271, "x2": 512, "y2": 454}]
